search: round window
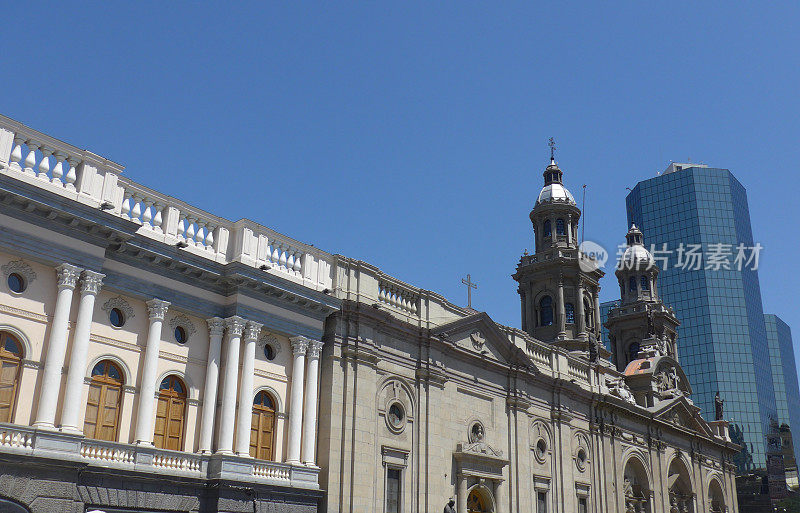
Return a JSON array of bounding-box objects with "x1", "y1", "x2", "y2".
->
[
  {"x1": 387, "y1": 403, "x2": 405, "y2": 431},
  {"x1": 7, "y1": 273, "x2": 25, "y2": 294},
  {"x1": 576, "y1": 448, "x2": 588, "y2": 471},
  {"x1": 264, "y1": 344, "x2": 275, "y2": 361},
  {"x1": 536, "y1": 439, "x2": 547, "y2": 461},
  {"x1": 174, "y1": 326, "x2": 187, "y2": 344},
  {"x1": 109, "y1": 308, "x2": 125, "y2": 328}
]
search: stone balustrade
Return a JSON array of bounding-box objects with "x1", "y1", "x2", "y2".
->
[
  {"x1": 0, "y1": 114, "x2": 334, "y2": 291},
  {"x1": 0, "y1": 423, "x2": 318, "y2": 488},
  {"x1": 378, "y1": 277, "x2": 420, "y2": 314}
]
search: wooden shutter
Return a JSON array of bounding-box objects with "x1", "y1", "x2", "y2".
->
[
  {"x1": 249, "y1": 392, "x2": 276, "y2": 460},
  {"x1": 0, "y1": 333, "x2": 22, "y2": 423},
  {"x1": 153, "y1": 376, "x2": 186, "y2": 451},
  {"x1": 83, "y1": 361, "x2": 123, "y2": 441}
]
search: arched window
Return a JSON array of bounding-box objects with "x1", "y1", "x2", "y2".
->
[
  {"x1": 84, "y1": 360, "x2": 123, "y2": 441},
  {"x1": 539, "y1": 296, "x2": 553, "y2": 326},
  {"x1": 543, "y1": 220, "x2": 552, "y2": 238},
  {"x1": 641, "y1": 275, "x2": 649, "y2": 291},
  {"x1": 565, "y1": 303, "x2": 575, "y2": 324},
  {"x1": 154, "y1": 375, "x2": 187, "y2": 451},
  {"x1": 250, "y1": 391, "x2": 277, "y2": 460},
  {"x1": 628, "y1": 276, "x2": 637, "y2": 292},
  {"x1": 467, "y1": 489, "x2": 488, "y2": 513},
  {"x1": 628, "y1": 342, "x2": 641, "y2": 363},
  {"x1": 0, "y1": 332, "x2": 23, "y2": 423},
  {"x1": 556, "y1": 218, "x2": 566, "y2": 235}
]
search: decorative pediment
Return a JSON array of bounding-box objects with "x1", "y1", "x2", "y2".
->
[
  {"x1": 653, "y1": 397, "x2": 713, "y2": 437},
  {"x1": 432, "y1": 312, "x2": 533, "y2": 369}
]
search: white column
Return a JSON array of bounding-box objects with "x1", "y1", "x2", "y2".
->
[
  {"x1": 286, "y1": 336, "x2": 309, "y2": 464},
  {"x1": 199, "y1": 317, "x2": 225, "y2": 453},
  {"x1": 217, "y1": 316, "x2": 245, "y2": 454},
  {"x1": 134, "y1": 299, "x2": 170, "y2": 444},
  {"x1": 34, "y1": 263, "x2": 81, "y2": 429},
  {"x1": 60, "y1": 270, "x2": 104, "y2": 432},
  {"x1": 235, "y1": 321, "x2": 262, "y2": 456},
  {"x1": 301, "y1": 339, "x2": 323, "y2": 465}
]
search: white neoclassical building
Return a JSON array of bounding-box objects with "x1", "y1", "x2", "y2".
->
[
  {"x1": 0, "y1": 115, "x2": 739, "y2": 513},
  {"x1": 0, "y1": 114, "x2": 339, "y2": 512}
]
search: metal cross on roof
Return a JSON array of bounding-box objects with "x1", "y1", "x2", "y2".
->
[
  {"x1": 461, "y1": 274, "x2": 477, "y2": 309},
  {"x1": 549, "y1": 137, "x2": 556, "y2": 160}
]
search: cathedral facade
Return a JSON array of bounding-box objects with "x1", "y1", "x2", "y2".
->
[{"x1": 0, "y1": 115, "x2": 738, "y2": 513}]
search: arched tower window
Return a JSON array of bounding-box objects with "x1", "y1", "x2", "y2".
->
[
  {"x1": 628, "y1": 276, "x2": 637, "y2": 292},
  {"x1": 84, "y1": 360, "x2": 123, "y2": 441},
  {"x1": 154, "y1": 375, "x2": 187, "y2": 451},
  {"x1": 0, "y1": 331, "x2": 23, "y2": 423},
  {"x1": 543, "y1": 220, "x2": 552, "y2": 238},
  {"x1": 556, "y1": 218, "x2": 566, "y2": 235},
  {"x1": 628, "y1": 342, "x2": 641, "y2": 363},
  {"x1": 251, "y1": 391, "x2": 277, "y2": 460},
  {"x1": 565, "y1": 303, "x2": 575, "y2": 324},
  {"x1": 539, "y1": 296, "x2": 553, "y2": 326},
  {"x1": 640, "y1": 275, "x2": 649, "y2": 291}
]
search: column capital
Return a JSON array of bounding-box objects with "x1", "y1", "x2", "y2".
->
[
  {"x1": 244, "y1": 321, "x2": 263, "y2": 341},
  {"x1": 289, "y1": 335, "x2": 310, "y2": 356},
  {"x1": 207, "y1": 317, "x2": 225, "y2": 336},
  {"x1": 79, "y1": 270, "x2": 105, "y2": 296},
  {"x1": 55, "y1": 263, "x2": 81, "y2": 290},
  {"x1": 307, "y1": 339, "x2": 324, "y2": 358},
  {"x1": 225, "y1": 316, "x2": 246, "y2": 337},
  {"x1": 145, "y1": 299, "x2": 170, "y2": 321}
]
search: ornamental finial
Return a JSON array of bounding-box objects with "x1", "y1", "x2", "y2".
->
[{"x1": 548, "y1": 137, "x2": 556, "y2": 161}]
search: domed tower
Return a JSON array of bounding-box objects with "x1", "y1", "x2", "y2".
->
[
  {"x1": 605, "y1": 225, "x2": 680, "y2": 372},
  {"x1": 512, "y1": 149, "x2": 605, "y2": 355}
]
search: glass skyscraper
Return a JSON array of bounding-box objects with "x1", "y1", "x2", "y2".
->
[
  {"x1": 625, "y1": 163, "x2": 776, "y2": 470},
  {"x1": 764, "y1": 314, "x2": 800, "y2": 465}
]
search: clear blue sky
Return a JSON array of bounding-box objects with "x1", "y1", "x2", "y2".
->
[{"x1": 4, "y1": 3, "x2": 799, "y2": 361}]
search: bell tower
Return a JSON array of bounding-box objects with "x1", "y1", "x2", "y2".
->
[
  {"x1": 512, "y1": 147, "x2": 605, "y2": 355},
  {"x1": 604, "y1": 225, "x2": 680, "y2": 371}
]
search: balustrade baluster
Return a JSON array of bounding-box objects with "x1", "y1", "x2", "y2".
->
[
  {"x1": 176, "y1": 213, "x2": 186, "y2": 240},
  {"x1": 121, "y1": 192, "x2": 132, "y2": 218},
  {"x1": 293, "y1": 251, "x2": 302, "y2": 272},
  {"x1": 204, "y1": 224, "x2": 215, "y2": 250},
  {"x1": 185, "y1": 217, "x2": 197, "y2": 244},
  {"x1": 278, "y1": 245, "x2": 288, "y2": 268},
  {"x1": 196, "y1": 223, "x2": 207, "y2": 247},
  {"x1": 23, "y1": 143, "x2": 38, "y2": 176},
  {"x1": 64, "y1": 157, "x2": 78, "y2": 190},
  {"x1": 37, "y1": 149, "x2": 52, "y2": 180},
  {"x1": 152, "y1": 203, "x2": 164, "y2": 233},
  {"x1": 286, "y1": 252, "x2": 295, "y2": 271},
  {"x1": 9, "y1": 138, "x2": 23, "y2": 170},
  {"x1": 142, "y1": 200, "x2": 154, "y2": 228},
  {"x1": 51, "y1": 153, "x2": 64, "y2": 185},
  {"x1": 271, "y1": 245, "x2": 280, "y2": 265},
  {"x1": 130, "y1": 195, "x2": 143, "y2": 223}
]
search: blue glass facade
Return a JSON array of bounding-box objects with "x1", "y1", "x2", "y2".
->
[
  {"x1": 764, "y1": 314, "x2": 800, "y2": 465},
  {"x1": 626, "y1": 166, "x2": 776, "y2": 470}
]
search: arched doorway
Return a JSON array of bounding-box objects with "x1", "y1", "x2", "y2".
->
[
  {"x1": 154, "y1": 375, "x2": 187, "y2": 451},
  {"x1": 708, "y1": 478, "x2": 725, "y2": 513},
  {"x1": 83, "y1": 360, "x2": 124, "y2": 441},
  {"x1": 0, "y1": 332, "x2": 23, "y2": 423},
  {"x1": 623, "y1": 456, "x2": 651, "y2": 513},
  {"x1": 668, "y1": 457, "x2": 694, "y2": 513},
  {"x1": 250, "y1": 391, "x2": 276, "y2": 460}
]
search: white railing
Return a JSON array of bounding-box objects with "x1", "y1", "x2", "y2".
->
[
  {"x1": 80, "y1": 441, "x2": 136, "y2": 464},
  {"x1": 0, "y1": 114, "x2": 334, "y2": 291},
  {"x1": 378, "y1": 277, "x2": 420, "y2": 315},
  {"x1": 253, "y1": 462, "x2": 291, "y2": 481},
  {"x1": 0, "y1": 425, "x2": 33, "y2": 449},
  {"x1": 152, "y1": 451, "x2": 203, "y2": 472}
]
